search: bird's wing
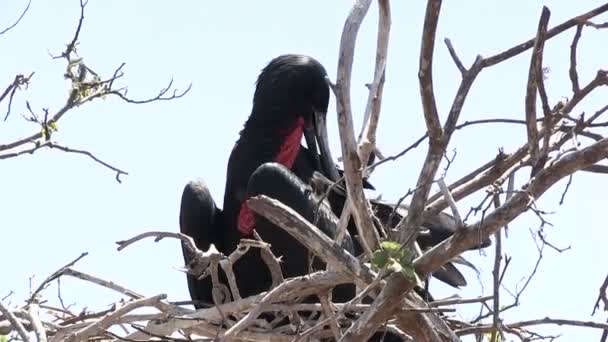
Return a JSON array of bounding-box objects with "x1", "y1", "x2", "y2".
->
[{"x1": 179, "y1": 179, "x2": 221, "y2": 307}]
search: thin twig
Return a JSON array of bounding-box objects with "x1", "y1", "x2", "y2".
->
[
  {"x1": 456, "y1": 317, "x2": 608, "y2": 336},
  {"x1": 437, "y1": 177, "x2": 462, "y2": 227},
  {"x1": 0, "y1": 0, "x2": 31, "y2": 35}
]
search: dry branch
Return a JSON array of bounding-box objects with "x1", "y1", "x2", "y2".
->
[
  {"x1": 456, "y1": 317, "x2": 608, "y2": 337},
  {"x1": 396, "y1": 0, "x2": 444, "y2": 249},
  {"x1": 333, "y1": 0, "x2": 380, "y2": 256},
  {"x1": 525, "y1": 7, "x2": 550, "y2": 172}
]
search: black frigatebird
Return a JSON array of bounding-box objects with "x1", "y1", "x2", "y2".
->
[
  {"x1": 179, "y1": 54, "x2": 490, "y2": 310},
  {"x1": 180, "y1": 54, "x2": 356, "y2": 307}
]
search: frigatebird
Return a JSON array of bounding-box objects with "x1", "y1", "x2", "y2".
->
[
  {"x1": 180, "y1": 54, "x2": 357, "y2": 307},
  {"x1": 179, "y1": 54, "x2": 490, "y2": 309}
]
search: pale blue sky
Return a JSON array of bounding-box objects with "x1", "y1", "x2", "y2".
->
[{"x1": 2, "y1": 1, "x2": 607, "y2": 340}]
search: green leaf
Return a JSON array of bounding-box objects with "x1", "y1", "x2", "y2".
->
[
  {"x1": 397, "y1": 247, "x2": 414, "y2": 264},
  {"x1": 371, "y1": 249, "x2": 390, "y2": 269},
  {"x1": 372, "y1": 241, "x2": 420, "y2": 286},
  {"x1": 69, "y1": 57, "x2": 83, "y2": 66},
  {"x1": 41, "y1": 121, "x2": 59, "y2": 139},
  {"x1": 380, "y1": 240, "x2": 401, "y2": 252},
  {"x1": 484, "y1": 332, "x2": 503, "y2": 342},
  {"x1": 400, "y1": 264, "x2": 422, "y2": 287},
  {"x1": 48, "y1": 121, "x2": 58, "y2": 132},
  {"x1": 373, "y1": 240, "x2": 423, "y2": 286},
  {"x1": 0, "y1": 335, "x2": 8, "y2": 342}
]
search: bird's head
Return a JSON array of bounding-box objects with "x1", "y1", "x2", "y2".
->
[{"x1": 249, "y1": 54, "x2": 339, "y2": 181}]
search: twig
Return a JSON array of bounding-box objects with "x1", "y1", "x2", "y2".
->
[
  {"x1": 569, "y1": 24, "x2": 583, "y2": 94},
  {"x1": 1, "y1": 291, "x2": 13, "y2": 302},
  {"x1": 29, "y1": 252, "x2": 88, "y2": 303},
  {"x1": 62, "y1": 0, "x2": 87, "y2": 59},
  {"x1": 357, "y1": 0, "x2": 391, "y2": 167},
  {"x1": 0, "y1": 0, "x2": 31, "y2": 35},
  {"x1": 429, "y1": 295, "x2": 494, "y2": 307},
  {"x1": 436, "y1": 177, "x2": 462, "y2": 227},
  {"x1": 66, "y1": 294, "x2": 167, "y2": 342},
  {"x1": 397, "y1": 3, "x2": 486, "y2": 249},
  {"x1": 107, "y1": 80, "x2": 191, "y2": 105},
  {"x1": 397, "y1": 0, "x2": 445, "y2": 249},
  {"x1": 2, "y1": 73, "x2": 35, "y2": 121},
  {"x1": 369, "y1": 117, "x2": 539, "y2": 175},
  {"x1": 456, "y1": 317, "x2": 608, "y2": 336},
  {"x1": 490, "y1": 194, "x2": 504, "y2": 342},
  {"x1": 444, "y1": 38, "x2": 466, "y2": 74},
  {"x1": 247, "y1": 195, "x2": 372, "y2": 285},
  {"x1": 0, "y1": 140, "x2": 129, "y2": 182},
  {"x1": 525, "y1": 7, "x2": 550, "y2": 172},
  {"x1": 116, "y1": 231, "x2": 198, "y2": 254},
  {"x1": 319, "y1": 294, "x2": 341, "y2": 341},
  {"x1": 482, "y1": 3, "x2": 608, "y2": 68},
  {"x1": 335, "y1": 201, "x2": 352, "y2": 245},
  {"x1": 257, "y1": 241, "x2": 285, "y2": 290},
  {"x1": 62, "y1": 268, "x2": 144, "y2": 300},
  {"x1": 592, "y1": 274, "x2": 608, "y2": 315}
]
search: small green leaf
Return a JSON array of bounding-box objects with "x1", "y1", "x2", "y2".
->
[
  {"x1": 380, "y1": 240, "x2": 401, "y2": 252},
  {"x1": 400, "y1": 264, "x2": 422, "y2": 286},
  {"x1": 69, "y1": 57, "x2": 83, "y2": 66},
  {"x1": 484, "y1": 332, "x2": 503, "y2": 342},
  {"x1": 397, "y1": 247, "x2": 414, "y2": 264},
  {"x1": 371, "y1": 249, "x2": 390, "y2": 269},
  {"x1": 372, "y1": 241, "x2": 420, "y2": 285},
  {"x1": 48, "y1": 121, "x2": 58, "y2": 132}
]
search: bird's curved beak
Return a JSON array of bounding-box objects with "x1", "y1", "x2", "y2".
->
[{"x1": 305, "y1": 110, "x2": 340, "y2": 183}]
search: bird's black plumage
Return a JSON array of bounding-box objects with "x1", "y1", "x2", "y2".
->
[
  {"x1": 293, "y1": 145, "x2": 491, "y2": 287},
  {"x1": 179, "y1": 179, "x2": 223, "y2": 306},
  {"x1": 178, "y1": 54, "x2": 490, "y2": 311},
  {"x1": 180, "y1": 55, "x2": 351, "y2": 306}
]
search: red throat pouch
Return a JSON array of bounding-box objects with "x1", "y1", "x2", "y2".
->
[{"x1": 237, "y1": 116, "x2": 305, "y2": 235}]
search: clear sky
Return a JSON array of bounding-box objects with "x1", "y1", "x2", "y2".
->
[{"x1": 2, "y1": 1, "x2": 607, "y2": 340}]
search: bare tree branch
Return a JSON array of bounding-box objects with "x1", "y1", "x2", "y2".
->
[
  {"x1": 0, "y1": 301, "x2": 31, "y2": 342},
  {"x1": 332, "y1": 0, "x2": 380, "y2": 256},
  {"x1": 456, "y1": 317, "x2": 608, "y2": 337},
  {"x1": 525, "y1": 7, "x2": 550, "y2": 172},
  {"x1": 397, "y1": 0, "x2": 444, "y2": 250},
  {"x1": 0, "y1": 0, "x2": 31, "y2": 35}
]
